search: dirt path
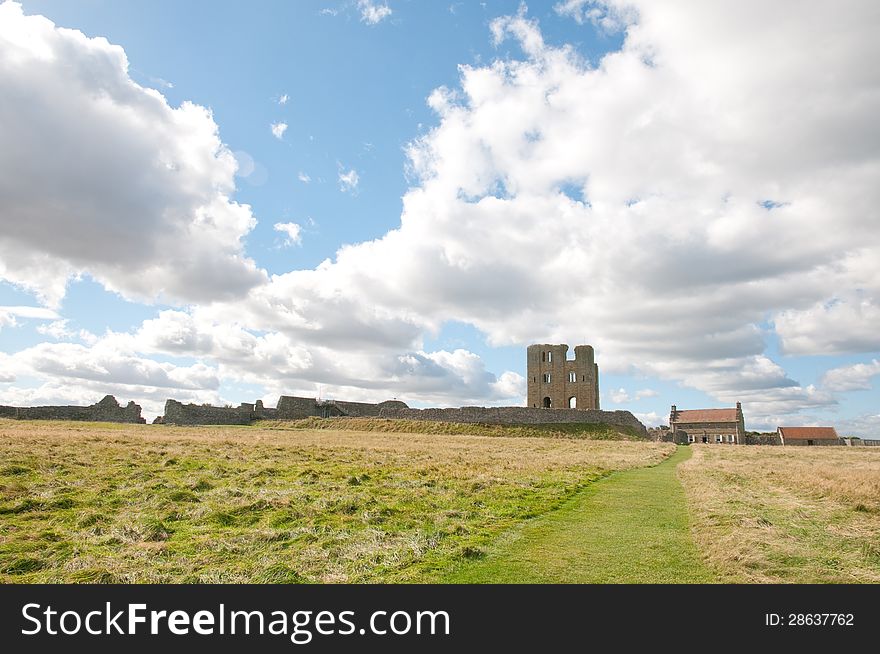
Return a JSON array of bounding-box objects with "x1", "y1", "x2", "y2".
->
[{"x1": 443, "y1": 445, "x2": 716, "y2": 583}]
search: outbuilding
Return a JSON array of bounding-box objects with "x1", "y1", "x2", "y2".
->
[{"x1": 777, "y1": 426, "x2": 841, "y2": 446}]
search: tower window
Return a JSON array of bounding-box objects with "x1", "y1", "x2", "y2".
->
[
  {"x1": 542, "y1": 373, "x2": 551, "y2": 383},
  {"x1": 568, "y1": 372, "x2": 576, "y2": 383},
  {"x1": 547, "y1": 351, "x2": 553, "y2": 363}
]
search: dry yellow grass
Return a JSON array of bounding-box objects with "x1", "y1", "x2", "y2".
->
[
  {"x1": 0, "y1": 419, "x2": 672, "y2": 583},
  {"x1": 678, "y1": 445, "x2": 880, "y2": 583}
]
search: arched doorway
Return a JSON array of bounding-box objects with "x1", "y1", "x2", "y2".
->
[
  {"x1": 568, "y1": 396, "x2": 576, "y2": 409},
  {"x1": 542, "y1": 396, "x2": 552, "y2": 408}
]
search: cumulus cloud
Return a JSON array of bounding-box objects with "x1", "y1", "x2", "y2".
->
[
  {"x1": 554, "y1": 0, "x2": 635, "y2": 32},
  {"x1": 821, "y1": 359, "x2": 880, "y2": 392},
  {"x1": 35, "y1": 319, "x2": 98, "y2": 344},
  {"x1": 0, "y1": 305, "x2": 58, "y2": 331},
  {"x1": 775, "y1": 295, "x2": 880, "y2": 355},
  {"x1": 4, "y1": 1, "x2": 880, "y2": 422},
  {"x1": 338, "y1": 167, "x2": 359, "y2": 193},
  {"x1": 609, "y1": 387, "x2": 657, "y2": 403},
  {"x1": 213, "y1": 0, "x2": 874, "y2": 423},
  {"x1": 278, "y1": 93, "x2": 289, "y2": 105},
  {"x1": 270, "y1": 121, "x2": 288, "y2": 139},
  {"x1": 632, "y1": 411, "x2": 665, "y2": 428},
  {"x1": 274, "y1": 222, "x2": 303, "y2": 247},
  {"x1": 0, "y1": 2, "x2": 265, "y2": 307},
  {"x1": 358, "y1": 0, "x2": 392, "y2": 25},
  {"x1": 833, "y1": 413, "x2": 880, "y2": 439}
]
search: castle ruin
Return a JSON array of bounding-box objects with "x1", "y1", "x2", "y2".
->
[{"x1": 526, "y1": 344, "x2": 600, "y2": 410}]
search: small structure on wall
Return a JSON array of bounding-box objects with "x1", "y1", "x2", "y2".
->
[
  {"x1": 526, "y1": 344, "x2": 600, "y2": 410},
  {"x1": 778, "y1": 426, "x2": 841, "y2": 446},
  {"x1": 669, "y1": 403, "x2": 745, "y2": 444}
]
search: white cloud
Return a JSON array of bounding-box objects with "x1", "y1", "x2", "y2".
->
[
  {"x1": 553, "y1": 0, "x2": 635, "y2": 32},
  {"x1": 358, "y1": 0, "x2": 392, "y2": 25},
  {"x1": 821, "y1": 359, "x2": 880, "y2": 392},
  {"x1": 775, "y1": 295, "x2": 880, "y2": 355},
  {"x1": 0, "y1": 2, "x2": 265, "y2": 307},
  {"x1": 227, "y1": 1, "x2": 873, "y2": 424},
  {"x1": 274, "y1": 222, "x2": 303, "y2": 247},
  {"x1": 833, "y1": 413, "x2": 880, "y2": 439},
  {"x1": 270, "y1": 121, "x2": 288, "y2": 139},
  {"x1": 338, "y1": 167, "x2": 360, "y2": 193},
  {"x1": 608, "y1": 387, "x2": 658, "y2": 403},
  {"x1": 278, "y1": 93, "x2": 289, "y2": 105},
  {"x1": 0, "y1": 305, "x2": 59, "y2": 332},
  {"x1": 632, "y1": 411, "x2": 664, "y2": 428},
  {"x1": 35, "y1": 318, "x2": 98, "y2": 344},
  {"x1": 298, "y1": 171, "x2": 312, "y2": 183},
  {"x1": 4, "y1": 2, "x2": 880, "y2": 423}
]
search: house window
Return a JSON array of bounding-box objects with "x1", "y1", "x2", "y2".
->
[
  {"x1": 688, "y1": 434, "x2": 695, "y2": 443},
  {"x1": 568, "y1": 372, "x2": 576, "y2": 383},
  {"x1": 542, "y1": 373, "x2": 551, "y2": 383},
  {"x1": 727, "y1": 434, "x2": 734, "y2": 443},
  {"x1": 716, "y1": 435, "x2": 722, "y2": 443}
]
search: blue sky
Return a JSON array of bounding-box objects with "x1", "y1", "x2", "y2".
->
[{"x1": 1, "y1": 0, "x2": 879, "y2": 433}]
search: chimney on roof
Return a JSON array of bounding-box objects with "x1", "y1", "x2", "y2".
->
[{"x1": 736, "y1": 402, "x2": 742, "y2": 410}]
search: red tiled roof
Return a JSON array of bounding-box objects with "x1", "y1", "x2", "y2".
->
[
  {"x1": 778, "y1": 427, "x2": 838, "y2": 440},
  {"x1": 673, "y1": 408, "x2": 738, "y2": 423}
]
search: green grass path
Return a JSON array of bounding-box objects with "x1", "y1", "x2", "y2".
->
[{"x1": 443, "y1": 446, "x2": 716, "y2": 583}]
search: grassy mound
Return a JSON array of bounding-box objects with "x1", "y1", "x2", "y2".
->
[{"x1": 260, "y1": 416, "x2": 645, "y2": 441}]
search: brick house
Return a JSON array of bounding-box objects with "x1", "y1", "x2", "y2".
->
[
  {"x1": 778, "y1": 426, "x2": 841, "y2": 446},
  {"x1": 669, "y1": 403, "x2": 745, "y2": 444}
]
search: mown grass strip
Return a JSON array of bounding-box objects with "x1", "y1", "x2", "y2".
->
[{"x1": 443, "y1": 446, "x2": 716, "y2": 583}]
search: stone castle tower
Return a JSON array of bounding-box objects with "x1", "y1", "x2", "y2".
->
[{"x1": 526, "y1": 344, "x2": 600, "y2": 410}]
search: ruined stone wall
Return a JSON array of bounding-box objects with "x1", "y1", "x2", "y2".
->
[
  {"x1": 254, "y1": 400, "x2": 277, "y2": 420},
  {"x1": 647, "y1": 427, "x2": 673, "y2": 442},
  {"x1": 744, "y1": 434, "x2": 782, "y2": 446},
  {"x1": 331, "y1": 399, "x2": 409, "y2": 417},
  {"x1": 162, "y1": 400, "x2": 254, "y2": 425},
  {"x1": 0, "y1": 395, "x2": 145, "y2": 423},
  {"x1": 275, "y1": 396, "x2": 409, "y2": 419},
  {"x1": 276, "y1": 396, "x2": 321, "y2": 420},
  {"x1": 378, "y1": 406, "x2": 646, "y2": 434}
]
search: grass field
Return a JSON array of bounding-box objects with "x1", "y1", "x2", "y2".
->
[
  {"x1": 2, "y1": 419, "x2": 877, "y2": 584},
  {"x1": 263, "y1": 417, "x2": 647, "y2": 440},
  {"x1": 442, "y1": 445, "x2": 715, "y2": 583},
  {"x1": 0, "y1": 419, "x2": 669, "y2": 583},
  {"x1": 679, "y1": 444, "x2": 880, "y2": 583}
]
